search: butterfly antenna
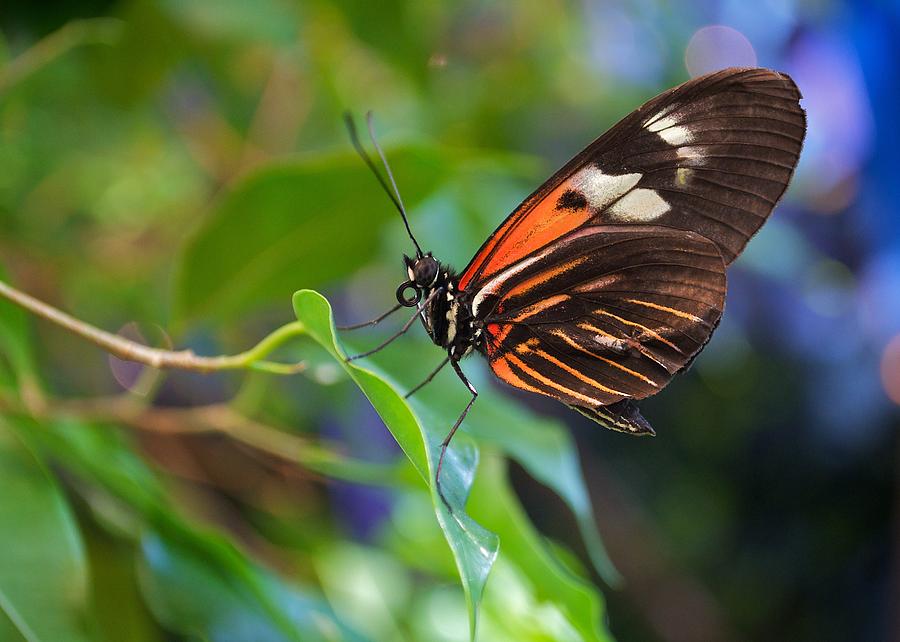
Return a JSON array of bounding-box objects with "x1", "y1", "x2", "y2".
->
[{"x1": 343, "y1": 112, "x2": 424, "y2": 258}]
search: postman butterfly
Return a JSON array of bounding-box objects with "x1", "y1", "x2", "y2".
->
[{"x1": 342, "y1": 68, "x2": 806, "y2": 506}]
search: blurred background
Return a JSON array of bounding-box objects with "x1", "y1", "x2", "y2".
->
[{"x1": 1, "y1": 1, "x2": 898, "y2": 641}]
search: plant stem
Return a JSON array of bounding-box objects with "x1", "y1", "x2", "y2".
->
[
  {"x1": 0, "y1": 392, "x2": 403, "y2": 487},
  {"x1": 0, "y1": 279, "x2": 306, "y2": 374},
  {"x1": 0, "y1": 18, "x2": 123, "y2": 94}
]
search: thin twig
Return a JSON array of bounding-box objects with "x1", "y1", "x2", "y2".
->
[
  {"x1": 0, "y1": 18, "x2": 123, "y2": 94},
  {"x1": 0, "y1": 280, "x2": 306, "y2": 374},
  {"x1": 0, "y1": 392, "x2": 402, "y2": 487}
]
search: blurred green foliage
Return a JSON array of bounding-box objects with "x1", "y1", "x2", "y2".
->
[{"x1": 0, "y1": 1, "x2": 640, "y2": 640}]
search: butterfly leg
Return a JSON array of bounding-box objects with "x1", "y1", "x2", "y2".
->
[
  {"x1": 404, "y1": 355, "x2": 451, "y2": 399},
  {"x1": 345, "y1": 289, "x2": 442, "y2": 362},
  {"x1": 435, "y1": 359, "x2": 477, "y2": 511},
  {"x1": 337, "y1": 302, "x2": 403, "y2": 331}
]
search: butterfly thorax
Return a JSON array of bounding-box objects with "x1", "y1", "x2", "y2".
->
[{"x1": 400, "y1": 254, "x2": 484, "y2": 359}]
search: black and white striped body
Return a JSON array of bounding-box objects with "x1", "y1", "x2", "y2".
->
[{"x1": 408, "y1": 261, "x2": 483, "y2": 360}]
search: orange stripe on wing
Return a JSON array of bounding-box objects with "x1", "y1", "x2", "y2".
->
[
  {"x1": 505, "y1": 353, "x2": 611, "y2": 406},
  {"x1": 510, "y1": 294, "x2": 570, "y2": 322},
  {"x1": 506, "y1": 256, "x2": 590, "y2": 300},
  {"x1": 549, "y1": 329, "x2": 658, "y2": 387},
  {"x1": 490, "y1": 355, "x2": 546, "y2": 396},
  {"x1": 485, "y1": 322, "x2": 513, "y2": 356},
  {"x1": 577, "y1": 321, "x2": 622, "y2": 342},
  {"x1": 514, "y1": 339, "x2": 629, "y2": 397},
  {"x1": 593, "y1": 309, "x2": 684, "y2": 354},
  {"x1": 484, "y1": 191, "x2": 592, "y2": 281},
  {"x1": 529, "y1": 347, "x2": 629, "y2": 397},
  {"x1": 461, "y1": 182, "x2": 592, "y2": 290},
  {"x1": 623, "y1": 297, "x2": 704, "y2": 323}
]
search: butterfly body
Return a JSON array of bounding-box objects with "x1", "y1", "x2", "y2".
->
[{"x1": 400, "y1": 255, "x2": 483, "y2": 358}]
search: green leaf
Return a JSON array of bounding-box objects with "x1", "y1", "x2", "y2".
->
[
  {"x1": 159, "y1": 0, "x2": 301, "y2": 43},
  {"x1": 13, "y1": 416, "x2": 360, "y2": 642},
  {"x1": 314, "y1": 543, "x2": 412, "y2": 641},
  {"x1": 174, "y1": 145, "x2": 449, "y2": 327},
  {"x1": 292, "y1": 289, "x2": 499, "y2": 639},
  {"x1": 0, "y1": 421, "x2": 90, "y2": 642},
  {"x1": 459, "y1": 391, "x2": 622, "y2": 586},
  {"x1": 82, "y1": 522, "x2": 164, "y2": 642},
  {"x1": 471, "y1": 453, "x2": 613, "y2": 642},
  {"x1": 0, "y1": 268, "x2": 38, "y2": 385},
  {"x1": 379, "y1": 478, "x2": 611, "y2": 641},
  {"x1": 138, "y1": 533, "x2": 366, "y2": 642},
  {"x1": 348, "y1": 327, "x2": 620, "y2": 586}
]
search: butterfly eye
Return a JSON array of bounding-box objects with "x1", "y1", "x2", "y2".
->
[{"x1": 396, "y1": 280, "x2": 421, "y2": 307}]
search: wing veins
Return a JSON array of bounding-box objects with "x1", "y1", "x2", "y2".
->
[
  {"x1": 651, "y1": 186, "x2": 768, "y2": 219},
  {"x1": 596, "y1": 300, "x2": 708, "y2": 345},
  {"x1": 622, "y1": 150, "x2": 796, "y2": 171},
  {"x1": 641, "y1": 165, "x2": 788, "y2": 186},
  {"x1": 524, "y1": 325, "x2": 658, "y2": 392}
]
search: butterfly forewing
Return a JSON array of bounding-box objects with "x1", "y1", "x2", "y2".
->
[
  {"x1": 481, "y1": 226, "x2": 727, "y2": 410},
  {"x1": 458, "y1": 67, "x2": 805, "y2": 293}
]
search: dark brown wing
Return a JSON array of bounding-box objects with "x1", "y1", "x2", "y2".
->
[
  {"x1": 458, "y1": 67, "x2": 805, "y2": 293},
  {"x1": 481, "y1": 226, "x2": 726, "y2": 425},
  {"x1": 571, "y1": 400, "x2": 656, "y2": 436}
]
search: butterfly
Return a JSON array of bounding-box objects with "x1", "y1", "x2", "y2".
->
[{"x1": 342, "y1": 67, "x2": 806, "y2": 506}]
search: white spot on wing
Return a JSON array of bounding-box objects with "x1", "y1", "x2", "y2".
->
[
  {"x1": 675, "y1": 147, "x2": 703, "y2": 180},
  {"x1": 569, "y1": 166, "x2": 641, "y2": 211},
  {"x1": 646, "y1": 115, "x2": 693, "y2": 146},
  {"x1": 594, "y1": 335, "x2": 627, "y2": 352},
  {"x1": 659, "y1": 126, "x2": 692, "y2": 146},
  {"x1": 608, "y1": 188, "x2": 670, "y2": 222},
  {"x1": 676, "y1": 146, "x2": 703, "y2": 161}
]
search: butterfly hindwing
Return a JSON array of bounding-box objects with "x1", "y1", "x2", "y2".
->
[
  {"x1": 482, "y1": 226, "x2": 727, "y2": 410},
  {"x1": 570, "y1": 400, "x2": 656, "y2": 436},
  {"x1": 458, "y1": 67, "x2": 805, "y2": 293}
]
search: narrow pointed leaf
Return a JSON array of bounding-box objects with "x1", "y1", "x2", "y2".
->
[{"x1": 292, "y1": 289, "x2": 499, "y2": 639}]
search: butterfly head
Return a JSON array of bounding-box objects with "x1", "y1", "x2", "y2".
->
[{"x1": 397, "y1": 253, "x2": 440, "y2": 306}]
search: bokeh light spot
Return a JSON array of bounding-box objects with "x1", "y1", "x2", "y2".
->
[
  {"x1": 108, "y1": 322, "x2": 170, "y2": 395},
  {"x1": 685, "y1": 25, "x2": 757, "y2": 77},
  {"x1": 313, "y1": 363, "x2": 342, "y2": 385},
  {"x1": 880, "y1": 334, "x2": 900, "y2": 405},
  {"x1": 428, "y1": 52, "x2": 448, "y2": 68}
]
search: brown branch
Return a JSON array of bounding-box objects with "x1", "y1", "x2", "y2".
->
[
  {"x1": 0, "y1": 280, "x2": 305, "y2": 374},
  {"x1": 0, "y1": 391, "x2": 402, "y2": 486},
  {"x1": 0, "y1": 19, "x2": 123, "y2": 95}
]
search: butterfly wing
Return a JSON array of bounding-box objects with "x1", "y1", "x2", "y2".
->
[
  {"x1": 571, "y1": 401, "x2": 656, "y2": 436},
  {"x1": 480, "y1": 225, "x2": 727, "y2": 431},
  {"x1": 458, "y1": 67, "x2": 805, "y2": 293}
]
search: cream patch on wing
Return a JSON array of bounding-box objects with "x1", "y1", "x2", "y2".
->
[
  {"x1": 568, "y1": 166, "x2": 642, "y2": 211},
  {"x1": 676, "y1": 146, "x2": 704, "y2": 162},
  {"x1": 646, "y1": 115, "x2": 693, "y2": 146},
  {"x1": 608, "y1": 188, "x2": 670, "y2": 222}
]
